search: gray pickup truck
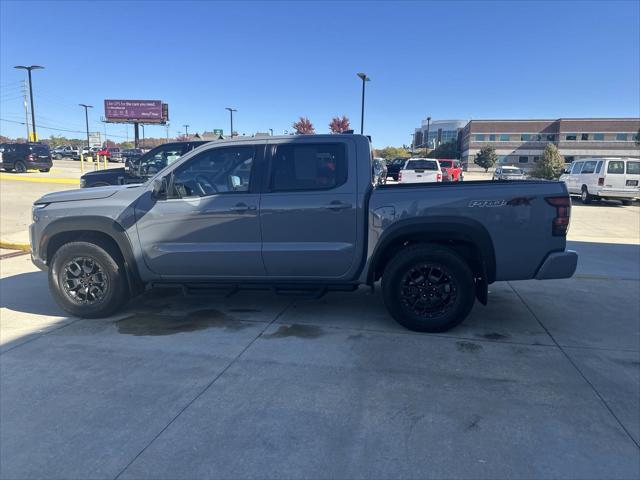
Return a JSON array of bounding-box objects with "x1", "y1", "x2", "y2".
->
[{"x1": 30, "y1": 134, "x2": 577, "y2": 332}]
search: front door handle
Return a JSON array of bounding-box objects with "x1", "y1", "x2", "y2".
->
[
  {"x1": 324, "y1": 201, "x2": 352, "y2": 211},
  {"x1": 229, "y1": 203, "x2": 257, "y2": 212}
]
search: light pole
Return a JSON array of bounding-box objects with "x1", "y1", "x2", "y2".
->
[
  {"x1": 183, "y1": 124, "x2": 189, "y2": 137},
  {"x1": 79, "y1": 104, "x2": 93, "y2": 150},
  {"x1": 410, "y1": 134, "x2": 415, "y2": 156},
  {"x1": 356, "y1": 72, "x2": 370, "y2": 135},
  {"x1": 269, "y1": 128, "x2": 273, "y2": 136},
  {"x1": 141, "y1": 124, "x2": 145, "y2": 148},
  {"x1": 225, "y1": 107, "x2": 237, "y2": 138},
  {"x1": 14, "y1": 65, "x2": 44, "y2": 141},
  {"x1": 425, "y1": 116, "x2": 431, "y2": 155}
]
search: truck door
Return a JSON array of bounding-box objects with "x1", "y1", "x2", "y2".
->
[
  {"x1": 134, "y1": 144, "x2": 265, "y2": 277},
  {"x1": 260, "y1": 140, "x2": 358, "y2": 278}
]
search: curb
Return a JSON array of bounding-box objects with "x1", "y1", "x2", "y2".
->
[{"x1": 0, "y1": 241, "x2": 31, "y2": 252}]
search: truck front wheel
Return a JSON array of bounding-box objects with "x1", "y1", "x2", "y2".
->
[
  {"x1": 382, "y1": 245, "x2": 475, "y2": 333},
  {"x1": 49, "y1": 241, "x2": 129, "y2": 318}
]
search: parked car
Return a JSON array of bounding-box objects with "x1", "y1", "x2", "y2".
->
[
  {"x1": 493, "y1": 166, "x2": 526, "y2": 181},
  {"x1": 372, "y1": 157, "x2": 387, "y2": 185},
  {"x1": 0, "y1": 142, "x2": 52, "y2": 173},
  {"x1": 97, "y1": 147, "x2": 123, "y2": 162},
  {"x1": 80, "y1": 141, "x2": 208, "y2": 188},
  {"x1": 80, "y1": 146, "x2": 101, "y2": 159},
  {"x1": 398, "y1": 158, "x2": 442, "y2": 184},
  {"x1": 30, "y1": 134, "x2": 577, "y2": 333},
  {"x1": 559, "y1": 157, "x2": 639, "y2": 205},
  {"x1": 387, "y1": 157, "x2": 407, "y2": 181},
  {"x1": 122, "y1": 148, "x2": 143, "y2": 167},
  {"x1": 51, "y1": 145, "x2": 79, "y2": 159},
  {"x1": 438, "y1": 159, "x2": 463, "y2": 182}
]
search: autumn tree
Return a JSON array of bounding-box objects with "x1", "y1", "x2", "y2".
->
[
  {"x1": 474, "y1": 146, "x2": 498, "y2": 172},
  {"x1": 293, "y1": 117, "x2": 315, "y2": 134},
  {"x1": 329, "y1": 115, "x2": 350, "y2": 134},
  {"x1": 531, "y1": 143, "x2": 565, "y2": 179}
]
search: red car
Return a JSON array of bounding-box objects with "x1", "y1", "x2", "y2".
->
[
  {"x1": 96, "y1": 147, "x2": 122, "y2": 162},
  {"x1": 438, "y1": 159, "x2": 463, "y2": 182}
]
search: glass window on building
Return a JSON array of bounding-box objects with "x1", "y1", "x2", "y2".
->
[
  {"x1": 535, "y1": 134, "x2": 542, "y2": 141},
  {"x1": 498, "y1": 155, "x2": 508, "y2": 163},
  {"x1": 475, "y1": 134, "x2": 485, "y2": 141},
  {"x1": 521, "y1": 134, "x2": 531, "y2": 141},
  {"x1": 616, "y1": 133, "x2": 628, "y2": 141},
  {"x1": 489, "y1": 134, "x2": 496, "y2": 141},
  {"x1": 581, "y1": 133, "x2": 589, "y2": 141},
  {"x1": 534, "y1": 156, "x2": 540, "y2": 162},
  {"x1": 593, "y1": 133, "x2": 604, "y2": 141},
  {"x1": 499, "y1": 134, "x2": 510, "y2": 141},
  {"x1": 565, "y1": 156, "x2": 575, "y2": 164},
  {"x1": 546, "y1": 134, "x2": 556, "y2": 141},
  {"x1": 633, "y1": 133, "x2": 639, "y2": 142},
  {"x1": 518, "y1": 156, "x2": 529, "y2": 163},
  {"x1": 565, "y1": 134, "x2": 577, "y2": 141}
]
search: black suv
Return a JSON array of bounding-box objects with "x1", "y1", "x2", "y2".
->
[
  {"x1": 0, "y1": 143, "x2": 53, "y2": 173},
  {"x1": 80, "y1": 141, "x2": 208, "y2": 188}
]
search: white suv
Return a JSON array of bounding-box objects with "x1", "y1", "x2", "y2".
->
[{"x1": 560, "y1": 157, "x2": 639, "y2": 205}]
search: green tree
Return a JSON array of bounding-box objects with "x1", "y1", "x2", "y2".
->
[
  {"x1": 427, "y1": 140, "x2": 458, "y2": 159},
  {"x1": 531, "y1": 143, "x2": 565, "y2": 179},
  {"x1": 375, "y1": 146, "x2": 410, "y2": 161},
  {"x1": 474, "y1": 146, "x2": 498, "y2": 172}
]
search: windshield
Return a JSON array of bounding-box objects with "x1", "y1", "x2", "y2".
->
[
  {"x1": 138, "y1": 145, "x2": 185, "y2": 176},
  {"x1": 503, "y1": 167, "x2": 522, "y2": 174},
  {"x1": 405, "y1": 160, "x2": 438, "y2": 170}
]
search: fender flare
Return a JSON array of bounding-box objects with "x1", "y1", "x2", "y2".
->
[{"x1": 367, "y1": 216, "x2": 496, "y2": 284}]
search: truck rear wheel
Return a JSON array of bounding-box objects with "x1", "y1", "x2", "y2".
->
[
  {"x1": 49, "y1": 241, "x2": 128, "y2": 318},
  {"x1": 580, "y1": 186, "x2": 592, "y2": 204},
  {"x1": 382, "y1": 245, "x2": 476, "y2": 333}
]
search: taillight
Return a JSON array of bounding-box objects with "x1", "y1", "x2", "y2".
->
[
  {"x1": 546, "y1": 196, "x2": 571, "y2": 236},
  {"x1": 437, "y1": 173, "x2": 442, "y2": 182},
  {"x1": 598, "y1": 177, "x2": 604, "y2": 186}
]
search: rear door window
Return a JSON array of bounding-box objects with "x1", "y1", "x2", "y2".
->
[
  {"x1": 607, "y1": 161, "x2": 625, "y2": 174},
  {"x1": 627, "y1": 162, "x2": 639, "y2": 175},
  {"x1": 270, "y1": 143, "x2": 347, "y2": 192},
  {"x1": 571, "y1": 162, "x2": 584, "y2": 174},
  {"x1": 581, "y1": 160, "x2": 598, "y2": 174}
]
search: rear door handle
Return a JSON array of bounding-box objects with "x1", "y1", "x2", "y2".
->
[
  {"x1": 229, "y1": 203, "x2": 257, "y2": 212},
  {"x1": 324, "y1": 201, "x2": 352, "y2": 211}
]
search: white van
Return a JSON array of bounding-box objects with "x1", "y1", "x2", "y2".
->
[
  {"x1": 560, "y1": 157, "x2": 639, "y2": 205},
  {"x1": 398, "y1": 158, "x2": 442, "y2": 184}
]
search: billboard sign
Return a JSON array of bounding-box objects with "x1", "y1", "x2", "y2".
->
[
  {"x1": 88, "y1": 132, "x2": 102, "y2": 147},
  {"x1": 104, "y1": 100, "x2": 164, "y2": 123}
]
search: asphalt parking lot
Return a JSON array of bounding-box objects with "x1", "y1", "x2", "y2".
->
[{"x1": 0, "y1": 175, "x2": 639, "y2": 479}]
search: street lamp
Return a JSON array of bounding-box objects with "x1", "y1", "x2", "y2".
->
[
  {"x1": 410, "y1": 133, "x2": 415, "y2": 156},
  {"x1": 425, "y1": 116, "x2": 432, "y2": 155},
  {"x1": 79, "y1": 104, "x2": 93, "y2": 150},
  {"x1": 225, "y1": 107, "x2": 237, "y2": 138},
  {"x1": 183, "y1": 124, "x2": 189, "y2": 137},
  {"x1": 14, "y1": 65, "x2": 44, "y2": 141},
  {"x1": 356, "y1": 72, "x2": 370, "y2": 135}
]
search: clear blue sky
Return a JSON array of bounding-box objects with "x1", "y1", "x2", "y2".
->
[{"x1": 1, "y1": 0, "x2": 639, "y2": 147}]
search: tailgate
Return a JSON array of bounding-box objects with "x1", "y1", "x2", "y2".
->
[{"x1": 402, "y1": 170, "x2": 439, "y2": 183}]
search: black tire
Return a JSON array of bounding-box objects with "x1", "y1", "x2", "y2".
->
[
  {"x1": 580, "y1": 186, "x2": 592, "y2": 204},
  {"x1": 49, "y1": 241, "x2": 128, "y2": 318},
  {"x1": 14, "y1": 161, "x2": 27, "y2": 173},
  {"x1": 39, "y1": 168, "x2": 50, "y2": 173},
  {"x1": 621, "y1": 199, "x2": 633, "y2": 206},
  {"x1": 382, "y1": 245, "x2": 476, "y2": 333}
]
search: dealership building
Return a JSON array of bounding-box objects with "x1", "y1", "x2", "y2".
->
[
  {"x1": 413, "y1": 119, "x2": 467, "y2": 149},
  {"x1": 414, "y1": 117, "x2": 640, "y2": 170}
]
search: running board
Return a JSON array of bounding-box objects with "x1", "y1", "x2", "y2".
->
[{"x1": 150, "y1": 282, "x2": 359, "y2": 299}]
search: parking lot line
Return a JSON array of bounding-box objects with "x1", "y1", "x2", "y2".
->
[{"x1": 0, "y1": 174, "x2": 79, "y2": 185}]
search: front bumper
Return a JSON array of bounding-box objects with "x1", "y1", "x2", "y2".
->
[
  {"x1": 29, "y1": 223, "x2": 47, "y2": 271},
  {"x1": 535, "y1": 250, "x2": 578, "y2": 280}
]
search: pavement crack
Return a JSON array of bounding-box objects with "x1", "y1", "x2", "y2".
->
[
  {"x1": 113, "y1": 300, "x2": 294, "y2": 480},
  {"x1": 507, "y1": 281, "x2": 640, "y2": 450}
]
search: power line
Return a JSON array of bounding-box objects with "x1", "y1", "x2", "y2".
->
[{"x1": 0, "y1": 117, "x2": 128, "y2": 139}]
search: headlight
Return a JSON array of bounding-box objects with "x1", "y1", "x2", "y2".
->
[
  {"x1": 32, "y1": 204, "x2": 47, "y2": 222},
  {"x1": 80, "y1": 178, "x2": 86, "y2": 188}
]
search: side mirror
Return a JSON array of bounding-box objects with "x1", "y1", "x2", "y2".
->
[
  {"x1": 564, "y1": 168, "x2": 572, "y2": 174},
  {"x1": 230, "y1": 175, "x2": 241, "y2": 190},
  {"x1": 152, "y1": 177, "x2": 168, "y2": 200}
]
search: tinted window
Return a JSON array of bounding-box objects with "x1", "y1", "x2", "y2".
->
[
  {"x1": 593, "y1": 133, "x2": 604, "y2": 141},
  {"x1": 29, "y1": 145, "x2": 49, "y2": 155},
  {"x1": 627, "y1": 162, "x2": 639, "y2": 175},
  {"x1": 581, "y1": 133, "x2": 589, "y2": 141},
  {"x1": 489, "y1": 134, "x2": 496, "y2": 141},
  {"x1": 571, "y1": 162, "x2": 584, "y2": 174},
  {"x1": 566, "y1": 134, "x2": 577, "y2": 141},
  {"x1": 439, "y1": 160, "x2": 452, "y2": 168},
  {"x1": 518, "y1": 156, "x2": 528, "y2": 163},
  {"x1": 271, "y1": 143, "x2": 347, "y2": 192},
  {"x1": 139, "y1": 145, "x2": 187, "y2": 176},
  {"x1": 607, "y1": 161, "x2": 625, "y2": 174},
  {"x1": 581, "y1": 161, "x2": 597, "y2": 174},
  {"x1": 596, "y1": 161, "x2": 603, "y2": 173},
  {"x1": 499, "y1": 134, "x2": 510, "y2": 141},
  {"x1": 475, "y1": 134, "x2": 485, "y2": 141},
  {"x1": 503, "y1": 167, "x2": 522, "y2": 174},
  {"x1": 405, "y1": 160, "x2": 438, "y2": 170},
  {"x1": 546, "y1": 134, "x2": 556, "y2": 141},
  {"x1": 173, "y1": 146, "x2": 254, "y2": 198},
  {"x1": 616, "y1": 133, "x2": 628, "y2": 141},
  {"x1": 521, "y1": 134, "x2": 531, "y2": 141}
]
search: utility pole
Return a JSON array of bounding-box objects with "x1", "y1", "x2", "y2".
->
[
  {"x1": 22, "y1": 80, "x2": 30, "y2": 139},
  {"x1": 356, "y1": 72, "x2": 370, "y2": 135},
  {"x1": 225, "y1": 107, "x2": 237, "y2": 138},
  {"x1": 166, "y1": 123, "x2": 170, "y2": 142},
  {"x1": 79, "y1": 104, "x2": 93, "y2": 149},
  {"x1": 425, "y1": 116, "x2": 431, "y2": 155},
  {"x1": 141, "y1": 124, "x2": 145, "y2": 148},
  {"x1": 183, "y1": 124, "x2": 189, "y2": 137},
  {"x1": 410, "y1": 133, "x2": 415, "y2": 156},
  {"x1": 14, "y1": 65, "x2": 44, "y2": 141},
  {"x1": 102, "y1": 120, "x2": 108, "y2": 147},
  {"x1": 269, "y1": 128, "x2": 273, "y2": 136}
]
